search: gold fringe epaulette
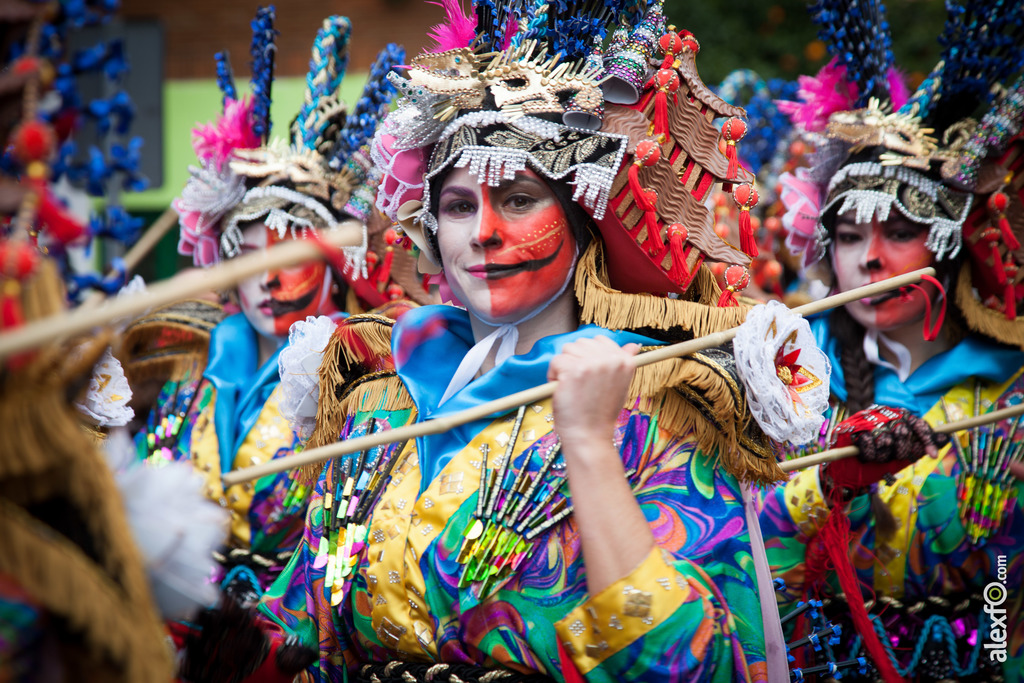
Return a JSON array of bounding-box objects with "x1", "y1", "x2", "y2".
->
[
  {"x1": 304, "y1": 312, "x2": 416, "y2": 482},
  {"x1": 956, "y1": 262, "x2": 1024, "y2": 350},
  {"x1": 0, "y1": 260, "x2": 172, "y2": 682},
  {"x1": 576, "y1": 241, "x2": 785, "y2": 486},
  {"x1": 575, "y1": 240, "x2": 747, "y2": 336}
]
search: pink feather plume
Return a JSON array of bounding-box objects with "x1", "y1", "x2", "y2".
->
[
  {"x1": 776, "y1": 58, "x2": 858, "y2": 133},
  {"x1": 500, "y1": 12, "x2": 518, "y2": 50},
  {"x1": 887, "y1": 67, "x2": 910, "y2": 110},
  {"x1": 777, "y1": 58, "x2": 913, "y2": 132},
  {"x1": 426, "y1": 0, "x2": 477, "y2": 53},
  {"x1": 191, "y1": 96, "x2": 261, "y2": 170}
]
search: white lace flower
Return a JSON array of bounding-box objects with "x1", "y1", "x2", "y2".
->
[
  {"x1": 278, "y1": 315, "x2": 339, "y2": 442},
  {"x1": 75, "y1": 348, "x2": 134, "y2": 427},
  {"x1": 733, "y1": 301, "x2": 831, "y2": 444}
]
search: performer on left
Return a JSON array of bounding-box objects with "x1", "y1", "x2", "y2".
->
[
  {"x1": 142, "y1": 8, "x2": 430, "y2": 607},
  {"x1": 0, "y1": 2, "x2": 196, "y2": 679}
]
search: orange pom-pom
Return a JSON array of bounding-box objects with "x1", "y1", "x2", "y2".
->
[{"x1": 634, "y1": 139, "x2": 661, "y2": 166}]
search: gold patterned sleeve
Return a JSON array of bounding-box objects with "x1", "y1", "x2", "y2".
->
[{"x1": 553, "y1": 546, "x2": 766, "y2": 680}]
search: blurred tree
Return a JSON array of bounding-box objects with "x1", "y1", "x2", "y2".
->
[{"x1": 664, "y1": 0, "x2": 949, "y2": 87}]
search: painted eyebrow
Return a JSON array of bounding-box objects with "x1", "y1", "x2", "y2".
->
[
  {"x1": 439, "y1": 185, "x2": 477, "y2": 200},
  {"x1": 494, "y1": 175, "x2": 546, "y2": 192}
]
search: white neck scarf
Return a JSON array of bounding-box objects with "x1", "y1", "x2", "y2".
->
[
  {"x1": 863, "y1": 328, "x2": 913, "y2": 382},
  {"x1": 438, "y1": 251, "x2": 577, "y2": 406}
]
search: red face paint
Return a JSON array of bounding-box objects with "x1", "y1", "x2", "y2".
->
[
  {"x1": 437, "y1": 167, "x2": 576, "y2": 323},
  {"x1": 237, "y1": 224, "x2": 339, "y2": 339},
  {"x1": 832, "y1": 214, "x2": 938, "y2": 332}
]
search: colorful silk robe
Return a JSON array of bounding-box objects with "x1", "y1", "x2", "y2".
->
[
  {"x1": 260, "y1": 305, "x2": 768, "y2": 682},
  {"x1": 137, "y1": 314, "x2": 311, "y2": 587},
  {"x1": 760, "y1": 319, "x2": 1024, "y2": 681}
]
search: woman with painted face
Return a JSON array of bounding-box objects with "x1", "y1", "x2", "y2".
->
[
  {"x1": 218, "y1": 3, "x2": 811, "y2": 683},
  {"x1": 759, "y1": 4, "x2": 1024, "y2": 680},
  {"x1": 142, "y1": 14, "x2": 426, "y2": 617}
]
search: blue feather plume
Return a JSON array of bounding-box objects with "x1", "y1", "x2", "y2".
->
[
  {"x1": 507, "y1": 0, "x2": 651, "y2": 59},
  {"x1": 333, "y1": 43, "x2": 406, "y2": 166},
  {"x1": 927, "y1": 0, "x2": 1024, "y2": 127},
  {"x1": 807, "y1": 0, "x2": 895, "y2": 107},
  {"x1": 249, "y1": 6, "x2": 278, "y2": 142},
  {"x1": 214, "y1": 51, "x2": 237, "y2": 110}
]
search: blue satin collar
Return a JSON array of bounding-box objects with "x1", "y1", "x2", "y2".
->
[
  {"x1": 392, "y1": 305, "x2": 661, "y2": 490},
  {"x1": 204, "y1": 314, "x2": 285, "y2": 474},
  {"x1": 811, "y1": 316, "x2": 1024, "y2": 415}
]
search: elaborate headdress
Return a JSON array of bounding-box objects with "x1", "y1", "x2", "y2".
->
[
  {"x1": 373, "y1": 0, "x2": 760, "y2": 303},
  {"x1": 174, "y1": 9, "x2": 416, "y2": 308},
  {"x1": 777, "y1": 0, "x2": 1024, "y2": 343},
  {"x1": 368, "y1": 1, "x2": 793, "y2": 487}
]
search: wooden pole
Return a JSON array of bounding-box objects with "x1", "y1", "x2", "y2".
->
[
  {"x1": 221, "y1": 266, "x2": 937, "y2": 487},
  {"x1": 78, "y1": 207, "x2": 180, "y2": 311},
  {"x1": 0, "y1": 224, "x2": 364, "y2": 360},
  {"x1": 779, "y1": 402, "x2": 1024, "y2": 473}
]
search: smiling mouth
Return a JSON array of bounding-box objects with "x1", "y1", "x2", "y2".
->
[
  {"x1": 258, "y1": 289, "x2": 318, "y2": 316},
  {"x1": 467, "y1": 240, "x2": 564, "y2": 280}
]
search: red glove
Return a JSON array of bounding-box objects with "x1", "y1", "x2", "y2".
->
[{"x1": 821, "y1": 405, "x2": 949, "y2": 502}]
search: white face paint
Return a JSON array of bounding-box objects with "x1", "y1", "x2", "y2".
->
[
  {"x1": 436, "y1": 166, "x2": 577, "y2": 325},
  {"x1": 235, "y1": 223, "x2": 276, "y2": 339},
  {"x1": 832, "y1": 212, "x2": 938, "y2": 332}
]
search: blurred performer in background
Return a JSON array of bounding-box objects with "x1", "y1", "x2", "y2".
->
[
  {"x1": 152, "y1": 8, "x2": 431, "y2": 608},
  {"x1": 760, "y1": 1, "x2": 1024, "y2": 681}
]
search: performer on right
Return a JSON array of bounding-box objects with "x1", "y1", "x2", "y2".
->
[{"x1": 760, "y1": 2, "x2": 1024, "y2": 681}]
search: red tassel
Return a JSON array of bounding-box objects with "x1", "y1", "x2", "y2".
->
[
  {"x1": 992, "y1": 243, "x2": 1007, "y2": 285},
  {"x1": 375, "y1": 247, "x2": 394, "y2": 286},
  {"x1": 628, "y1": 164, "x2": 655, "y2": 211},
  {"x1": 819, "y1": 506, "x2": 903, "y2": 683},
  {"x1": 725, "y1": 143, "x2": 738, "y2": 180},
  {"x1": 653, "y1": 90, "x2": 669, "y2": 137},
  {"x1": 721, "y1": 118, "x2": 746, "y2": 180},
  {"x1": 739, "y1": 209, "x2": 758, "y2": 257},
  {"x1": 644, "y1": 211, "x2": 663, "y2": 255},
  {"x1": 1, "y1": 280, "x2": 24, "y2": 329},
  {"x1": 1006, "y1": 280, "x2": 1017, "y2": 320},
  {"x1": 998, "y1": 216, "x2": 1021, "y2": 251},
  {"x1": 718, "y1": 265, "x2": 748, "y2": 307},
  {"x1": 667, "y1": 224, "x2": 689, "y2": 283}
]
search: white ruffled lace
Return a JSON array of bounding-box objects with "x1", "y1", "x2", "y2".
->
[
  {"x1": 733, "y1": 300, "x2": 831, "y2": 444},
  {"x1": 75, "y1": 348, "x2": 135, "y2": 427},
  {"x1": 277, "y1": 315, "x2": 339, "y2": 441}
]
